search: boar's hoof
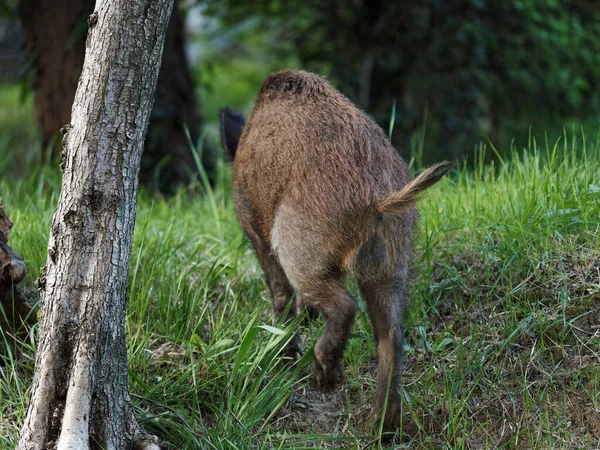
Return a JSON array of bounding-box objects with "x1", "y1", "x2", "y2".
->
[
  {"x1": 373, "y1": 398, "x2": 400, "y2": 439},
  {"x1": 313, "y1": 355, "x2": 341, "y2": 391},
  {"x1": 282, "y1": 334, "x2": 302, "y2": 363}
]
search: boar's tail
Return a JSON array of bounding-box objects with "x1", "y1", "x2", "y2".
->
[
  {"x1": 219, "y1": 108, "x2": 246, "y2": 159},
  {"x1": 377, "y1": 161, "x2": 454, "y2": 214}
]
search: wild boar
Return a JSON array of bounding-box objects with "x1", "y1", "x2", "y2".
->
[{"x1": 220, "y1": 70, "x2": 452, "y2": 434}]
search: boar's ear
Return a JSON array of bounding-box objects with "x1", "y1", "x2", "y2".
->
[{"x1": 219, "y1": 108, "x2": 246, "y2": 160}]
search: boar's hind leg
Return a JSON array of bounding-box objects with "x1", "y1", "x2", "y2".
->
[
  {"x1": 295, "y1": 292, "x2": 320, "y2": 322},
  {"x1": 245, "y1": 227, "x2": 300, "y2": 359},
  {"x1": 260, "y1": 250, "x2": 301, "y2": 359},
  {"x1": 302, "y1": 279, "x2": 357, "y2": 390},
  {"x1": 358, "y1": 277, "x2": 405, "y2": 434},
  {"x1": 271, "y1": 206, "x2": 357, "y2": 389}
]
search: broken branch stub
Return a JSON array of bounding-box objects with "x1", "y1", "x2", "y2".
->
[{"x1": 0, "y1": 202, "x2": 33, "y2": 328}]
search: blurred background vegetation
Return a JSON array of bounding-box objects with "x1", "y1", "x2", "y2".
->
[
  {"x1": 1, "y1": 0, "x2": 600, "y2": 188},
  {"x1": 1, "y1": 3, "x2": 600, "y2": 446}
]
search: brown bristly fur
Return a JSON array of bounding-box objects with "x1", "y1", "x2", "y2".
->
[
  {"x1": 377, "y1": 161, "x2": 455, "y2": 214},
  {"x1": 220, "y1": 70, "x2": 452, "y2": 437}
]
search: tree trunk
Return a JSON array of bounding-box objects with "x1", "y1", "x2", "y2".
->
[
  {"x1": 18, "y1": 0, "x2": 215, "y2": 191},
  {"x1": 143, "y1": 5, "x2": 217, "y2": 193},
  {"x1": 0, "y1": 202, "x2": 33, "y2": 330},
  {"x1": 17, "y1": 0, "x2": 173, "y2": 449},
  {"x1": 18, "y1": 0, "x2": 94, "y2": 157}
]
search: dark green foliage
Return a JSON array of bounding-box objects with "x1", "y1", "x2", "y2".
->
[{"x1": 201, "y1": 0, "x2": 600, "y2": 160}]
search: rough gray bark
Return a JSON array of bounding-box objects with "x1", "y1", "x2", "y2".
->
[{"x1": 17, "y1": 0, "x2": 174, "y2": 449}]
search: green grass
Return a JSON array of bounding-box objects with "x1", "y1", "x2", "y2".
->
[{"x1": 1, "y1": 111, "x2": 599, "y2": 448}]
